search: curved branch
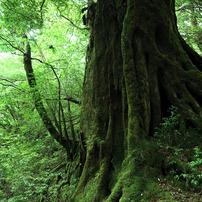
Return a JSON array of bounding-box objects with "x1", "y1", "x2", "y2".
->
[
  {"x1": 31, "y1": 57, "x2": 81, "y2": 105},
  {"x1": 64, "y1": 96, "x2": 81, "y2": 105},
  {"x1": 40, "y1": 0, "x2": 46, "y2": 25},
  {"x1": 0, "y1": 78, "x2": 22, "y2": 90},
  {"x1": 40, "y1": 0, "x2": 46, "y2": 11},
  {"x1": 0, "y1": 35, "x2": 24, "y2": 53},
  {"x1": 60, "y1": 14, "x2": 89, "y2": 31},
  {"x1": 23, "y1": 36, "x2": 72, "y2": 157},
  {"x1": 57, "y1": 8, "x2": 89, "y2": 31}
]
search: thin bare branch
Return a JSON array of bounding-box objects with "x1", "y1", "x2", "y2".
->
[
  {"x1": 0, "y1": 36, "x2": 24, "y2": 53},
  {"x1": 57, "y1": 7, "x2": 89, "y2": 31},
  {"x1": 31, "y1": 57, "x2": 81, "y2": 105}
]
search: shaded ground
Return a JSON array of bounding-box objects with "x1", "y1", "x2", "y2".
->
[{"x1": 158, "y1": 179, "x2": 202, "y2": 202}]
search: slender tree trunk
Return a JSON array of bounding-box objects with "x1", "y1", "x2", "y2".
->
[
  {"x1": 73, "y1": 0, "x2": 201, "y2": 201},
  {"x1": 23, "y1": 37, "x2": 73, "y2": 159}
]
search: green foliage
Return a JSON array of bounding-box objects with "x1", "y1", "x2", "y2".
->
[
  {"x1": 0, "y1": 0, "x2": 201, "y2": 201},
  {"x1": 154, "y1": 106, "x2": 202, "y2": 191},
  {"x1": 0, "y1": 0, "x2": 43, "y2": 33},
  {"x1": 0, "y1": 0, "x2": 87, "y2": 200},
  {"x1": 0, "y1": 130, "x2": 68, "y2": 201},
  {"x1": 154, "y1": 106, "x2": 181, "y2": 146},
  {"x1": 113, "y1": 145, "x2": 172, "y2": 202},
  {"x1": 176, "y1": 0, "x2": 202, "y2": 54},
  {"x1": 173, "y1": 147, "x2": 202, "y2": 187}
]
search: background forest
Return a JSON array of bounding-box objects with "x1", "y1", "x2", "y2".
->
[{"x1": 0, "y1": 0, "x2": 201, "y2": 201}]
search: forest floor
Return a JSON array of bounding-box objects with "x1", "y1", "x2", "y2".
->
[{"x1": 158, "y1": 179, "x2": 202, "y2": 202}]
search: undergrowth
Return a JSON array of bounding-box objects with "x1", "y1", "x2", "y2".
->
[{"x1": 154, "y1": 106, "x2": 202, "y2": 191}]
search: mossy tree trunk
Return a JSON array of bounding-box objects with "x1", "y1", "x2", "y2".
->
[{"x1": 74, "y1": 0, "x2": 202, "y2": 201}]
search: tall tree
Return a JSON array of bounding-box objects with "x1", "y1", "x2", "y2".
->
[
  {"x1": 1, "y1": 0, "x2": 201, "y2": 201},
  {"x1": 0, "y1": 0, "x2": 85, "y2": 160},
  {"x1": 73, "y1": 0, "x2": 202, "y2": 201}
]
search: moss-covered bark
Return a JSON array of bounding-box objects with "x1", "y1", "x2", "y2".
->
[
  {"x1": 73, "y1": 0, "x2": 202, "y2": 201},
  {"x1": 23, "y1": 39, "x2": 72, "y2": 153}
]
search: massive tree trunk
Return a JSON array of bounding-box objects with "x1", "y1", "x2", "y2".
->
[{"x1": 73, "y1": 0, "x2": 202, "y2": 201}]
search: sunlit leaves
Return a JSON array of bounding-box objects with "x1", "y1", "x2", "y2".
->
[
  {"x1": 176, "y1": 0, "x2": 202, "y2": 54},
  {"x1": 0, "y1": 0, "x2": 44, "y2": 34},
  {"x1": 0, "y1": 0, "x2": 88, "y2": 199}
]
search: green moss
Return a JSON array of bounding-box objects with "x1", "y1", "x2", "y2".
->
[
  {"x1": 73, "y1": 174, "x2": 98, "y2": 201},
  {"x1": 106, "y1": 140, "x2": 168, "y2": 201},
  {"x1": 120, "y1": 178, "x2": 163, "y2": 201},
  {"x1": 72, "y1": 139, "x2": 180, "y2": 201}
]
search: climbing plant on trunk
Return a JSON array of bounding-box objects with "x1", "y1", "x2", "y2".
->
[{"x1": 73, "y1": 0, "x2": 202, "y2": 201}]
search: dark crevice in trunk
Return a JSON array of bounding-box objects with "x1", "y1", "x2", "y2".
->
[
  {"x1": 185, "y1": 84, "x2": 202, "y2": 108},
  {"x1": 155, "y1": 24, "x2": 171, "y2": 54},
  {"x1": 185, "y1": 119, "x2": 196, "y2": 130},
  {"x1": 181, "y1": 62, "x2": 192, "y2": 71},
  {"x1": 145, "y1": 52, "x2": 149, "y2": 68},
  {"x1": 117, "y1": 191, "x2": 123, "y2": 201},
  {"x1": 188, "y1": 102, "x2": 200, "y2": 115},
  {"x1": 159, "y1": 80, "x2": 172, "y2": 119},
  {"x1": 176, "y1": 92, "x2": 182, "y2": 99}
]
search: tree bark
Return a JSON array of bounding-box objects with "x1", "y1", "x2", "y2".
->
[
  {"x1": 73, "y1": 0, "x2": 201, "y2": 201},
  {"x1": 23, "y1": 38, "x2": 73, "y2": 159}
]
